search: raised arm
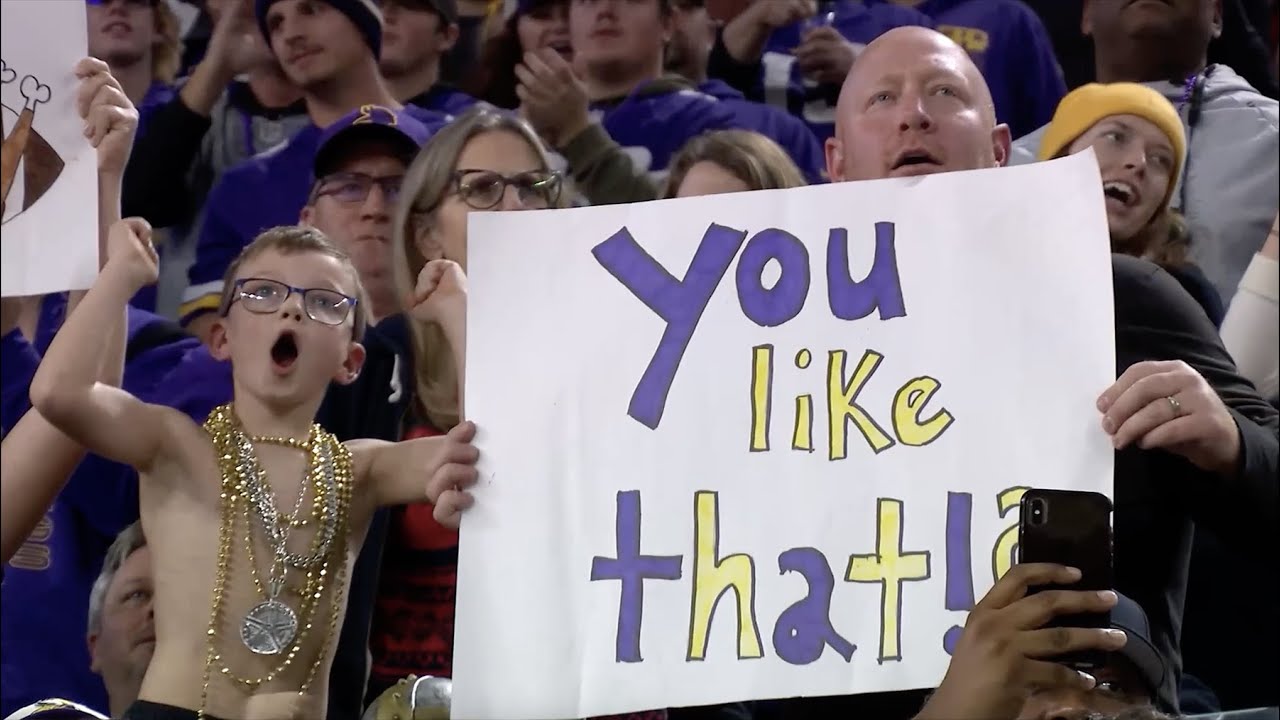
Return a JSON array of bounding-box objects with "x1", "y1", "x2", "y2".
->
[
  {"x1": 351, "y1": 421, "x2": 479, "y2": 527},
  {"x1": 0, "y1": 307, "x2": 95, "y2": 563},
  {"x1": 408, "y1": 259, "x2": 468, "y2": 415},
  {"x1": 30, "y1": 216, "x2": 175, "y2": 471},
  {"x1": 1, "y1": 58, "x2": 137, "y2": 560}
]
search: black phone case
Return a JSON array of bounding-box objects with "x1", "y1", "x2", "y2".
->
[{"x1": 1017, "y1": 489, "x2": 1114, "y2": 669}]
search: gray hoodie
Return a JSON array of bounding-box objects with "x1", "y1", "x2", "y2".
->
[{"x1": 1010, "y1": 65, "x2": 1279, "y2": 303}]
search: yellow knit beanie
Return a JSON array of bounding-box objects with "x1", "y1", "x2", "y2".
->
[{"x1": 1039, "y1": 82, "x2": 1186, "y2": 209}]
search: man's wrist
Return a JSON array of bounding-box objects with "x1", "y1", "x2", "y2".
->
[{"x1": 555, "y1": 116, "x2": 591, "y2": 150}]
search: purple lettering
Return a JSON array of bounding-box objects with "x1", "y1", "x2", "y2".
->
[
  {"x1": 735, "y1": 228, "x2": 810, "y2": 327},
  {"x1": 827, "y1": 222, "x2": 907, "y2": 321},
  {"x1": 772, "y1": 547, "x2": 857, "y2": 665},
  {"x1": 592, "y1": 224, "x2": 748, "y2": 429},
  {"x1": 590, "y1": 490, "x2": 685, "y2": 663},
  {"x1": 943, "y1": 492, "x2": 975, "y2": 655}
]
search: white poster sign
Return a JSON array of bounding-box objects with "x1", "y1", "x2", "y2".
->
[
  {"x1": 455, "y1": 152, "x2": 1116, "y2": 718},
  {"x1": 1, "y1": 0, "x2": 96, "y2": 297}
]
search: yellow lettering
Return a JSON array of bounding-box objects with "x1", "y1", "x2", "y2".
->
[
  {"x1": 827, "y1": 349, "x2": 895, "y2": 460},
  {"x1": 891, "y1": 376, "x2": 955, "y2": 446},
  {"x1": 938, "y1": 25, "x2": 989, "y2": 53},
  {"x1": 687, "y1": 491, "x2": 762, "y2": 660},
  {"x1": 846, "y1": 498, "x2": 931, "y2": 662},
  {"x1": 792, "y1": 394, "x2": 813, "y2": 451},
  {"x1": 792, "y1": 349, "x2": 813, "y2": 451},
  {"x1": 992, "y1": 486, "x2": 1030, "y2": 581},
  {"x1": 749, "y1": 345, "x2": 773, "y2": 452}
]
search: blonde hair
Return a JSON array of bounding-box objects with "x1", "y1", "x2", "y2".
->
[
  {"x1": 152, "y1": 0, "x2": 182, "y2": 84},
  {"x1": 663, "y1": 130, "x2": 809, "y2": 198},
  {"x1": 391, "y1": 105, "x2": 564, "y2": 431},
  {"x1": 217, "y1": 225, "x2": 369, "y2": 340}
]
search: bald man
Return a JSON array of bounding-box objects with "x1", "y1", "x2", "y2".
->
[{"x1": 779, "y1": 26, "x2": 1279, "y2": 720}]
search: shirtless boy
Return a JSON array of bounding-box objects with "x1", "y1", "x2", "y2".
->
[{"x1": 31, "y1": 222, "x2": 480, "y2": 720}]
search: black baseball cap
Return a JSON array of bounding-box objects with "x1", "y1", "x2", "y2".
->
[
  {"x1": 312, "y1": 105, "x2": 431, "y2": 179},
  {"x1": 1109, "y1": 594, "x2": 1174, "y2": 709},
  {"x1": 391, "y1": 0, "x2": 457, "y2": 23}
]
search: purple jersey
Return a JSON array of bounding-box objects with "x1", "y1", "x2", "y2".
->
[
  {"x1": 0, "y1": 301, "x2": 219, "y2": 719},
  {"x1": 759, "y1": 2, "x2": 933, "y2": 141},
  {"x1": 697, "y1": 79, "x2": 827, "y2": 184},
  {"x1": 867, "y1": 0, "x2": 1066, "y2": 139}
]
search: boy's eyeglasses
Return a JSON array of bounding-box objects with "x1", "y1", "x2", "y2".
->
[
  {"x1": 450, "y1": 169, "x2": 561, "y2": 210},
  {"x1": 226, "y1": 278, "x2": 357, "y2": 326},
  {"x1": 311, "y1": 172, "x2": 405, "y2": 205}
]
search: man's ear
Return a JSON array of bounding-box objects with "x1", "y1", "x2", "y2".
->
[
  {"x1": 824, "y1": 136, "x2": 846, "y2": 182},
  {"x1": 299, "y1": 204, "x2": 315, "y2": 226},
  {"x1": 207, "y1": 316, "x2": 233, "y2": 361},
  {"x1": 1210, "y1": 0, "x2": 1223, "y2": 39},
  {"x1": 335, "y1": 341, "x2": 366, "y2": 385},
  {"x1": 87, "y1": 632, "x2": 101, "y2": 674},
  {"x1": 442, "y1": 22, "x2": 461, "y2": 52},
  {"x1": 1080, "y1": 0, "x2": 1094, "y2": 36},
  {"x1": 992, "y1": 123, "x2": 1012, "y2": 168}
]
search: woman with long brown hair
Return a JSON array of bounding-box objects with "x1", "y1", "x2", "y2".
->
[{"x1": 1039, "y1": 82, "x2": 1225, "y2": 324}]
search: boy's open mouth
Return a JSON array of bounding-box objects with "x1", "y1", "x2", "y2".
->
[{"x1": 270, "y1": 330, "x2": 299, "y2": 372}]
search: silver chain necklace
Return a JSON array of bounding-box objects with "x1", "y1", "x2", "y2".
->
[{"x1": 232, "y1": 426, "x2": 338, "y2": 655}]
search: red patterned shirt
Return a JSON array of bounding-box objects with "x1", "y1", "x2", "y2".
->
[{"x1": 366, "y1": 425, "x2": 667, "y2": 720}]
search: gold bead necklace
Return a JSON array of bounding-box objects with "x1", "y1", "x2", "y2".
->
[{"x1": 199, "y1": 404, "x2": 354, "y2": 720}]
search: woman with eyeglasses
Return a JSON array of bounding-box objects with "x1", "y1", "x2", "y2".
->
[{"x1": 319, "y1": 105, "x2": 571, "y2": 710}]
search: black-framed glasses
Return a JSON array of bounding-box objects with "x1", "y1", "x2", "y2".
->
[
  {"x1": 311, "y1": 172, "x2": 405, "y2": 205},
  {"x1": 226, "y1": 278, "x2": 358, "y2": 326},
  {"x1": 451, "y1": 169, "x2": 562, "y2": 210}
]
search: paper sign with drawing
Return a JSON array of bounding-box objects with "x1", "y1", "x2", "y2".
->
[
  {"x1": 1, "y1": 0, "x2": 96, "y2": 297},
  {"x1": 452, "y1": 152, "x2": 1118, "y2": 719}
]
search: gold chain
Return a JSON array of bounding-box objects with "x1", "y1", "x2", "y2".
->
[{"x1": 199, "y1": 404, "x2": 354, "y2": 720}]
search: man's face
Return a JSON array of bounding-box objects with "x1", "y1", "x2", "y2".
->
[
  {"x1": 1017, "y1": 656, "x2": 1154, "y2": 719},
  {"x1": 88, "y1": 546, "x2": 154, "y2": 704},
  {"x1": 826, "y1": 28, "x2": 1009, "y2": 182},
  {"x1": 301, "y1": 142, "x2": 407, "y2": 322},
  {"x1": 667, "y1": 2, "x2": 714, "y2": 77},
  {"x1": 381, "y1": 0, "x2": 456, "y2": 78},
  {"x1": 264, "y1": 0, "x2": 369, "y2": 90},
  {"x1": 1083, "y1": 0, "x2": 1222, "y2": 50},
  {"x1": 87, "y1": 0, "x2": 157, "y2": 70},
  {"x1": 569, "y1": 0, "x2": 670, "y2": 73}
]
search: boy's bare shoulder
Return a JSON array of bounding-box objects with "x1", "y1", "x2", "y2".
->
[{"x1": 340, "y1": 438, "x2": 387, "y2": 479}]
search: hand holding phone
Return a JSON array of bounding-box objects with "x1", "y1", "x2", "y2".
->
[
  {"x1": 1018, "y1": 489, "x2": 1115, "y2": 668},
  {"x1": 916, "y1": 562, "x2": 1125, "y2": 720}
]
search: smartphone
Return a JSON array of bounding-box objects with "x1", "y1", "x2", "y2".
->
[{"x1": 1017, "y1": 488, "x2": 1114, "y2": 669}]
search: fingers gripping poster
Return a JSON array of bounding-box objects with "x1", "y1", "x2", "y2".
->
[
  {"x1": 1, "y1": 1, "x2": 96, "y2": 297},
  {"x1": 455, "y1": 152, "x2": 1116, "y2": 718}
]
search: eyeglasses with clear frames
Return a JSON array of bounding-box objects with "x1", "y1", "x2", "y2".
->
[
  {"x1": 225, "y1": 278, "x2": 358, "y2": 326},
  {"x1": 450, "y1": 169, "x2": 562, "y2": 210}
]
